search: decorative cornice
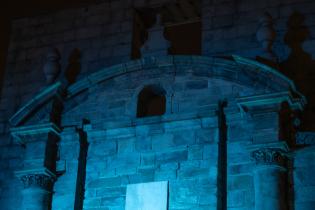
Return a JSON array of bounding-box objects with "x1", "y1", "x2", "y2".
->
[
  {"x1": 236, "y1": 91, "x2": 305, "y2": 113},
  {"x1": 251, "y1": 148, "x2": 287, "y2": 167},
  {"x1": 11, "y1": 122, "x2": 61, "y2": 145}
]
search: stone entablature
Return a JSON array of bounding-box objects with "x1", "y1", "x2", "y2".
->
[{"x1": 10, "y1": 123, "x2": 61, "y2": 144}]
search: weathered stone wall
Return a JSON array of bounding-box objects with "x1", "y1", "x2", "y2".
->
[
  {"x1": 77, "y1": 118, "x2": 219, "y2": 210},
  {"x1": 0, "y1": 0, "x2": 315, "y2": 210},
  {"x1": 1, "y1": 0, "x2": 315, "y2": 132},
  {"x1": 0, "y1": 135, "x2": 23, "y2": 210},
  {"x1": 294, "y1": 148, "x2": 315, "y2": 209}
]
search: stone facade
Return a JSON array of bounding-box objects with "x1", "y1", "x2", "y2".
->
[{"x1": 0, "y1": 1, "x2": 315, "y2": 210}]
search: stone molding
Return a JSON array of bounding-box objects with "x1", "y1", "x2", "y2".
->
[
  {"x1": 20, "y1": 174, "x2": 55, "y2": 190},
  {"x1": 8, "y1": 56, "x2": 305, "y2": 130},
  {"x1": 236, "y1": 91, "x2": 305, "y2": 113},
  {"x1": 9, "y1": 82, "x2": 63, "y2": 127},
  {"x1": 66, "y1": 55, "x2": 301, "y2": 99},
  {"x1": 252, "y1": 148, "x2": 287, "y2": 167},
  {"x1": 11, "y1": 122, "x2": 61, "y2": 145}
]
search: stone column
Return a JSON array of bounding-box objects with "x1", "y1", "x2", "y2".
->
[
  {"x1": 251, "y1": 148, "x2": 288, "y2": 210},
  {"x1": 15, "y1": 168, "x2": 56, "y2": 210},
  {"x1": 11, "y1": 123, "x2": 61, "y2": 210}
]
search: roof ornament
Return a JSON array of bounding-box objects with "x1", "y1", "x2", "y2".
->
[
  {"x1": 256, "y1": 12, "x2": 277, "y2": 62},
  {"x1": 43, "y1": 48, "x2": 61, "y2": 85},
  {"x1": 141, "y1": 13, "x2": 170, "y2": 57}
]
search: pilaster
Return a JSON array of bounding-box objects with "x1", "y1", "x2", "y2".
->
[
  {"x1": 11, "y1": 123, "x2": 61, "y2": 210},
  {"x1": 15, "y1": 168, "x2": 56, "y2": 210},
  {"x1": 250, "y1": 144, "x2": 289, "y2": 210}
]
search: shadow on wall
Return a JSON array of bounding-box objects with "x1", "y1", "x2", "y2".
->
[
  {"x1": 280, "y1": 12, "x2": 315, "y2": 131},
  {"x1": 64, "y1": 48, "x2": 81, "y2": 85}
]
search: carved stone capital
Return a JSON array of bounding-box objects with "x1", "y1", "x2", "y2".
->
[
  {"x1": 252, "y1": 148, "x2": 287, "y2": 167},
  {"x1": 20, "y1": 174, "x2": 55, "y2": 190}
]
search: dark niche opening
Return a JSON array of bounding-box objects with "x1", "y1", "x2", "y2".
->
[
  {"x1": 162, "y1": 0, "x2": 201, "y2": 55},
  {"x1": 164, "y1": 20, "x2": 201, "y2": 55},
  {"x1": 137, "y1": 85, "x2": 166, "y2": 118}
]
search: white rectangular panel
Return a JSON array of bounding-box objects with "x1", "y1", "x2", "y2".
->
[{"x1": 125, "y1": 181, "x2": 168, "y2": 210}]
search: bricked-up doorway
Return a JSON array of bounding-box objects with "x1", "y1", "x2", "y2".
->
[{"x1": 131, "y1": 0, "x2": 201, "y2": 59}]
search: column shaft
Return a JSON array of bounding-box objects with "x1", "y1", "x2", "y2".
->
[{"x1": 252, "y1": 148, "x2": 288, "y2": 210}]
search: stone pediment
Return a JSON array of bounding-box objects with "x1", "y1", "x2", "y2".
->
[
  {"x1": 9, "y1": 82, "x2": 64, "y2": 127},
  {"x1": 9, "y1": 55, "x2": 305, "y2": 129},
  {"x1": 66, "y1": 55, "x2": 302, "y2": 99}
]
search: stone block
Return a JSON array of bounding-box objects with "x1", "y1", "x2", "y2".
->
[
  {"x1": 101, "y1": 196, "x2": 125, "y2": 207},
  {"x1": 196, "y1": 128, "x2": 219, "y2": 143},
  {"x1": 228, "y1": 175, "x2": 254, "y2": 191},
  {"x1": 164, "y1": 119, "x2": 201, "y2": 132},
  {"x1": 178, "y1": 167, "x2": 209, "y2": 179},
  {"x1": 135, "y1": 124, "x2": 164, "y2": 136},
  {"x1": 294, "y1": 166, "x2": 315, "y2": 186},
  {"x1": 160, "y1": 162, "x2": 179, "y2": 170},
  {"x1": 156, "y1": 149, "x2": 188, "y2": 164},
  {"x1": 203, "y1": 144, "x2": 218, "y2": 160},
  {"x1": 128, "y1": 170, "x2": 154, "y2": 184},
  {"x1": 228, "y1": 163, "x2": 253, "y2": 175},
  {"x1": 135, "y1": 136, "x2": 152, "y2": 152},
  {"x1": 169, "y1": 180, "x2": 199, "y2": 206},
  {"x1": 185, "y1": 80, "x2": 208, "y2": 90},
  {"x1": 140, "y1": 153, "x2": 155, "y2": 167},
  {"x1": 115, "y1": 165, "x2": 137, "y2": 176},
  {"x1": 83, "y1": 197, "x2": 102, "y2": 208},
  {"x1": 117, "y1": 138, "x2": 135, "y2": 154},
  {"x1": 106, "y1": 127, "x2": 135, "y2": 139},
  {"x1": 188, "y1": 145, "x2": 204, "y2": 160},
  {"x1": 88, "y1": 176, "x2": 123, "y2": 189},
  {"x1": 227, "y1": 190, "x2": 247, "y2": 208},
  {"x1": 155, "y1": 169, "x2": 177, "y2": 181},
  {"x1": 173, "y1": 131, "x2": 196, "y2": 147},
  {"x1": 107, "y1": 153, "x2": 140, "y2": 170},
  {"x1": 151, "y1": 133, "x2": 174, "y2": 150},
  {"x1": 89, "y1": 140, "x2": 117, "y2": 157},
  {"x1": 295, "y1": 201, "x2": 315, "y2": 210},
  {"x1": 295, "y1": 186, "x2": 315, "y2": 202}
]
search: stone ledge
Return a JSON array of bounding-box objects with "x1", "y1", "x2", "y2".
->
[{"x1": 11, "y1": 122, "x2": 61, "y2": 145}]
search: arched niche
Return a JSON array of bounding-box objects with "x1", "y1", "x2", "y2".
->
[{"x1": 137, "y1": 85, "x2": 167, "y2": 118}]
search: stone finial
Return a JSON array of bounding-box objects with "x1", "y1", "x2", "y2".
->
[
  {"x1": 141, "y1": 13, "x2": 170, "y2": 57},
  {"x1": 256, "y1": 12, "x2": 277, "y2": 61},
  {"x1": 43, "y1": 48, "x2": 61, "y2": 85}
]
